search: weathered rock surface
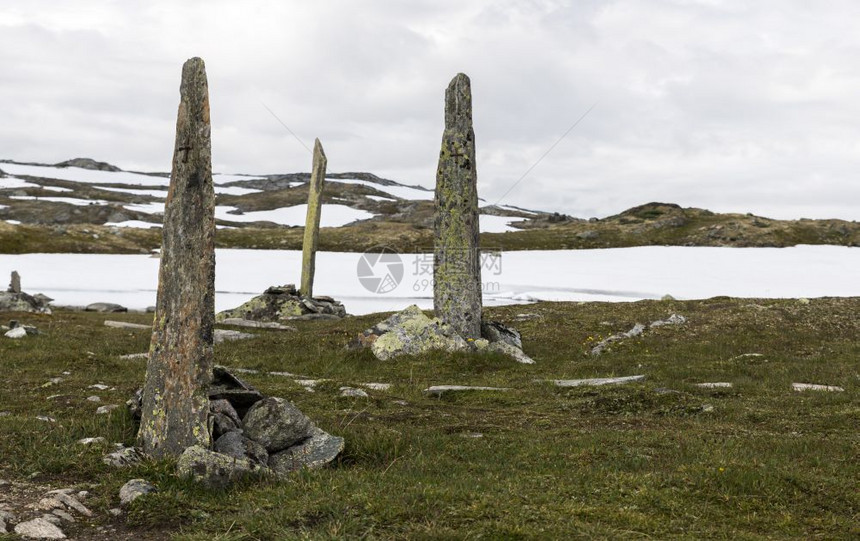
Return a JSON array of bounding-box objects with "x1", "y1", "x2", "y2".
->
[
  {"x1": 0, "y1": 291, "x2": 52, "y2": 313},
  {"x1": 176, "y1": 445, "x2": 259, "y2": 489},
  {"x1": 119, "y1": 479, "x2": 157, "y2": 506},
  {"x1": 242, "y1": 397, "x2": 313, "y2": 453},
  {"x1": 792, "y1": 382, "x2": 844, "y2": 392},
  {"x1": 216, "y1": 284, "x2": 346, "y2": 322},
  {"x1": 268, "y1": 426, "x2": 345, "y2": 475},
  {"x1": 139, "y1": 57, "x2": 215, "y2": 459},
  {"x1": 487, "y1": 341, "x2": 535, "y2": 364},
  {"x1": 301, "y1": 138, "x2": 327, "y2": 298},
  {"x1": 358, "y1": 305, "x2": 469, "y2": 361},
  {"x1": 5, "y1": 327, "x2": 27, "y2": 339},
  {"x1": 218, "y1": 318, "x2": 296, "y2": 331},
  {"x1": 104, "y1": 320, "x2": 149, "y2": 330},
  {"x1": 14, "y1": 517, "x2": 66, "y2": 539},
  {"x1": 208, "y1": 366, "x2": 264, "y2": 417},
  {"x1": 8, "y1": 270, "x2": 21, "y2": 293},
  {"x1": 213, "y1": 329, "x2": 255, "y2": 344},
  {"x1": 434, "y1": 73, "x2": 482, "y2": 340},
  {"x1": 481, "y1": 321, "x2": 522, "y2": 349}
]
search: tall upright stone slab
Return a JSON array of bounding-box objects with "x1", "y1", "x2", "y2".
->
[
  {"x1": 433, "y1": 73, "x2": 482, "y2": 339},
  {"x1": 139, "y1": 57, "x2": 216, "y2": 459},
  {"x1": 300, "y1": 138, "x2": 327, "y2": 298}
]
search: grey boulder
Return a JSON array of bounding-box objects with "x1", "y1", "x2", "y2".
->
[
  {"x1": 85, "y1": 302, "x2": 127, "y2": 313},
  {"x1": 213, "y1": 431, "x2": 269, "y2": 465},
  {"x1": 242, "y1": 397, "x2": 313, "y2": 453},
  {"x1": 119, "y1": 479, "x2": 157, "y2": 506},
  {"x1": 176, "y1": 445, "x2": 259, "y2": 489}
]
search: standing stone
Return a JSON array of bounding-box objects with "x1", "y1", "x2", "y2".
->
[
  {"x1": 300, "y1": 138, "x2": 327, "y2": 298},
  {"x1": 433, "y1": 73, "x2": 482, "y2": 339},
  {"x1": 8, "y1": 271, "x2": 20, "y2": 294},
  {"x1": 139, "y1": 57, "x2": 215, "y2": 459}
]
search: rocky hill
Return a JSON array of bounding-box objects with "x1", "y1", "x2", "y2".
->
[{"x1": 0, "y1": 158, "x2": 858, "y2": 253}]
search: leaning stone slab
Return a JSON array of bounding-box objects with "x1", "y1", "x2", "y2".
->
[
  {"x1": 104, "y1": 320, "x2": 150, "y2": 330},
  {"x1": 268, "y1": 426, "x2": 344, "y2": 476},
  {"x1": 218, "y1": 318, "x2": 296, "y2": 331},
  {"x1": 487, "y1": 341, "x2": 535, "y2": 364},
  {"x1": 424, "y1": 385, "x2": 511, "y2": 397},
  {"x1": 176, "y1": 445, "x2": 259, "y2": 489},
  {"x1": 550, "y1": 375, "x2": 646, "y2": 387},
  {"x1": 14, "y1": 517, "x2": 66, "y2": 539},
  {"x1": 792, "y1": 383, "x2": 844, "y2": 392},
  {"x1": 695, "y1": 382, "x2": 733, "y2": 389}
]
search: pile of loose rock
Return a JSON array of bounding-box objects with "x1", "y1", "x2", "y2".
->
[
  {"x1": 216, "y1": 284, "x2": 346, "y2": 323},
  {"x1": 127, "y1": 367, "x2": 343, "y2": 488},
  {"x1": 356, "y1": 305, "x2": 534, "y2": 364},
  {"x1": 0, "y1": 271, "x2": 53, "y2": 314}
]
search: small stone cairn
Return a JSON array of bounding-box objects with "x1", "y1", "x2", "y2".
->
[
  {"x1": 357, "y1": 74, "x2": 532, "y2": 364},
  {"x1": 0, "y1": 271, "x2": 53, "y2": 313},
  {"x1": 217, "y1": 284, "x2": 346, "y2": 322}
]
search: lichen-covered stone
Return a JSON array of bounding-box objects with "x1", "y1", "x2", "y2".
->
[
  {"x1": 481, "y1": 321, "x2": 522, "y2": 349},
  {"x1": 301, "y1": 139, "x2": 327, "y2": 298},
  {"x1": 268, "y1": 426, "x2": 344, "y2": 476},
  {"x1": 119, "y1": 479, "x2": 157, "y2": 506},
  {"x1": 242, "y1": 397, "x2": 313, "y2": 453},
  {"x1": 139, "y1": 57, "x2": 215, "y2": 459},
  {"x1": 434, "y1": 73, "x2": 482, "y2": 339},
  {"x1": 362, "y1": 305, "x2": 469, "y2": 361},
  {"x1": 216, "y1": 284, "x2": 346, "y2": 323},
  {"x1": 176, "y1": 445, "x2": 258, "y2": 489}
]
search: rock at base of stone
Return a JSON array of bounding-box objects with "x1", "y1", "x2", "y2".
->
[
  {"x1": 177, "y1": 445, "x2": 259, "y2": 489},
  {"x1": 102, "y1": 446, "x2": 145, "y2": 468},
  {"x1": 242, "y1": 397, "x2": 313, "y2": 453},
  {"x1": 14, "y1": 517, "x2": 66, "y2": 539},
  {"x1": 0, "y1": 291, "x2": 52, "y2": 313},
  {"x1": 359, "y1": 305, "x2": 469, "y2": 361},
  {"x1": 216, "y1": 284, "x2": 346, "y2": 323},
  {"x1": 269, "y1": 426, "x2": 344, "y2": 476},
  {"x1": 486, "y1": 341, "x2": 535, "y2": 364},
  {"x1": 208, "y1": 366, "x2": 264, "y2": 418},
  {"x1": 119, "y1": 479, "x2": 157, "y2": 506},
  {"x1": 213, "y1": 431, "x2": 269, "y2": 465},
  {"x1": 481, "y1": 321, "x2": 522, "y2": 349}
]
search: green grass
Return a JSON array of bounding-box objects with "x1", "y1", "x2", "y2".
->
[{"x1": 0, "y1": 298, "x2": 858, "y2": 539}]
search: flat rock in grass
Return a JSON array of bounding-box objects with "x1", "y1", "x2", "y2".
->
[
  {"x1": 792, "y1": 383, "x2": 844, "y2": 392},
  {"x1": 551, "y1": 375, "x2": 646, "y2": 387},
  {"x1": 268, "y1": 426, "x2": 344, "y2": 476},
  {"x1": 5, "y1": 326, "x2": 27, "y2": 339},
  {"x1": 339, "y1": 386, "x2": 369, "y2": 398},
  {"x1": 481, "y1": 321, "x2": 522, "y2": 349},
  {"x1": 14, "y1": 517, "x2": 66, "y2": 539},
  {"x1": 85, "y1": 302, "x2": 127, "y2": 313},
  {"x1": 103, "y1": 320, "x2": 150, "y2": 330},
  {"x1": 176, "y1": 445, "x2": 259, "y2": 489},
  {"x1": 218, "y1": 318, "x2": 296, "y2": 331},
  {"x1": 696, "y1": 382, "x2": 733, "y2": 389},
  {"x1": 214, "y1": 329, "x2": 255, "y2": 344},
  {"x1": 361, "y1": 382, "x2": 391, "y2": 391},
  {"x1": 423, "y1": 385, "x2": 511, "y2": 397},
  {"x1": 47, "y1": 491, "x2": 91, "y2": 517},
  {"x1": 213, "y1": 431, "x2": 268, "y2": 465},
  {"x1": 119, "y1": 353, "x2": 147, "y2": 360},
  {"x1": 96, "y1": 404, "x2": 119, "y2": 414},
  {"x1": 242, "y1": 397, "x2": 313, "y2": 453},
  {"x1": 119, "y1": 479, "x2": 157, "y2": 506},
  {"x1": 77, "y1": 437, "x2": 105, "y2": 445}
]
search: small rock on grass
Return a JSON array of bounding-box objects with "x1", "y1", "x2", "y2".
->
[
  {"x1": 5, "y1": 327, "x2": 27, "y2": 339},
  {"x1": 550, "y1": 375, "x2": 646, "y2": 388},
  {"x1": 339, "y1": 387, "x2": 369, "y2": 398},
  {"x1": 119, "y1": 479, "x2": 157, "y2": 506},
  {"x1": 696, "y1": 382, "x2": 733, "y2": 389},
  {"x1": 792, "y1": 383, "x2": 844, "y2": 392},
  {"x1": 14, "y1": 517, "x2": 66, "y2": 539},
  {"x1": 96, "y1": 404, "x2": 119, "y2": 414}
]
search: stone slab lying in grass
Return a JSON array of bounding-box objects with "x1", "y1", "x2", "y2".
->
[
  {"x1": 219, "y1": 318, "x2": 296, "y2": 330},
  {"x1": 104, "y1": 320, "x2": 150, "y2": 330},
  {"x1": 424, "y1": 385, "x2": 511, "y2": 397},
  {"x1": 695, "y1": 382, "x2": 733, "y2": 389},
  {"x1": 792, "y1": 383, "x2": 844, "y2": 392},
  {"x1": 549, "y1": 375, "x2": 646, "y2": 387}
]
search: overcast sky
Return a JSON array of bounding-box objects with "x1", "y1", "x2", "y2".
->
[{"x1": 2, "y1": 0, "x2": 859, "y2": 220}]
